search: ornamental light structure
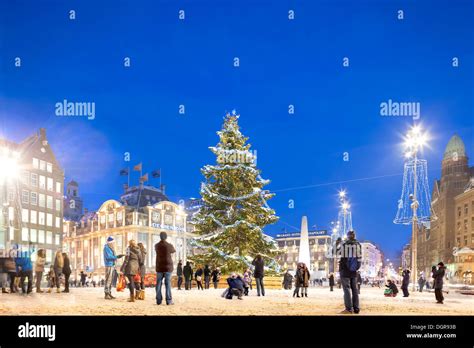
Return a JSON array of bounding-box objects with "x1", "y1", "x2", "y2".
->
[
  {"x1": 0, "y1": 147, "x2": 19, "y2": 249},
  {"x1": 402, "y1": 124, "x2": 428, "y2": 291}
]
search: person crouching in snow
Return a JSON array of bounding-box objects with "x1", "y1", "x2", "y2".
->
[
  {"x1": 384, "y1": 279, "x2": 398, "y2": 297},
  {"x1": 226, "y1": 272, "x2": 244, "y2": 300}
]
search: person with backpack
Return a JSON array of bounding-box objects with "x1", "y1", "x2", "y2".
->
[{"x1": 338, "y1": 230, "x2": 362, "y2": 314}]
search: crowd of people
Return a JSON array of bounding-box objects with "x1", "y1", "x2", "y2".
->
[{"x1": 0, "y1": 245, "x2": 73, "y2": 294}]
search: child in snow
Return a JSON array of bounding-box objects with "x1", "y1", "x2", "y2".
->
[{"x1": 384, "y1": 279, "x2": 399, "y2": 297}]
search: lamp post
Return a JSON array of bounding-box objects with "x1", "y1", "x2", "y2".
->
[{"x1": 404, "y1": 125, "x2": 428, "y2": 291}]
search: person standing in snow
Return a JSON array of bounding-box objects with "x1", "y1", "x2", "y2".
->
[
  {"x1": 433, "y1": 262, "x2": 446, "y2": 304},
  {"x1": 252, "y1": 254, "x2": 265, "y2": 296},
  {"x1": 195, "y1": 265, "x2": 204, "y2": 290},
  {"x1": 211, "y1": 267, "x2": 221, "y2": 289},
  {"x1": 338, "y1": 230, "x2": 362, "y2": 314},
  {"x1": 329, "y1": 273, "x2": 335, "y2": 292},
  {"x1": 176, "y1": 260, "x2": 183, "y2": 290},
  {"x1": 401, "y1": 269, "x2": 410, "y2": 297},
  {"x1": 183, "y1": 261, "x2": 193, "y2": 290}
]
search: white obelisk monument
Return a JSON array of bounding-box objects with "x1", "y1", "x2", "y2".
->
[{"x1": 298, "y1": 216, "x2": 311, "y2": 270}]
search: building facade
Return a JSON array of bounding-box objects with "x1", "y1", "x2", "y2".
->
[
  {"x1": 275, "y1": 230, "x2": 331, "y2": 277},
  {"x1": 63, "y1": 180, "x2": 83, "y2": 221},
  {"x1": 0, "y1": 128, "x2": 64, "y2": 263},
  {"x1": 360, "y1": 241, "x2": 383, "y2": 278},
  {"x1": 63, "y1": 184, "x2": 195, "y2": 279},
  {"x1": 401, "y1": 243, "x2": 411, "y2": 271},
  {"x1": 417, "y1": 134, "x2": 473, "y2": 282}
]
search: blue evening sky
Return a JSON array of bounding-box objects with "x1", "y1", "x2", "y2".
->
[{"x1": 1, "y1": 0, "x2": 473, "y2": 262}]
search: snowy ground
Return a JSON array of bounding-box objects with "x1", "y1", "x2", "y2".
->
[{"x1": 1, "y1": 286, "x2": 473, "y2": 316}]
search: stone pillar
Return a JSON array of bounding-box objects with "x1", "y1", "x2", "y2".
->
[{"x1": 298, "y1": 216, "x2": 311, "y2": 270}]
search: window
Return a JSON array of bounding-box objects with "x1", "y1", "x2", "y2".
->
[
  {"x1": 30, "y1": 229, "x2": 37, "y2": 243},
  {"x1": 32, "y1": 158, "x2": 39, "y2": 169},
  {"x1": 30, "y1": 173, "x2": 38, "y2": 187},
  {"x1": 46, "y1": 249, "x2": 52, "y2": 262},
  {"x1": 46, "y1": 231, "x2": 52, "y2": 244},
  {"x1": 38, "y1": 212, "x2": 45, "y2": 225},
  {"x1": 47, "y1": 195, "x2": 53, "y2": 209},
  {"x1": 55, "y1": 216, "x2": 61, "y2": 228},
  {"x1": 55, "y1": 234, "x2": 60, "y2": 245},
  {"x1": 30, "y1": 210, "x2": 37, "y2": 224},
  {"x1": 56, "y1": 182, "x2": 61, "y2": 193},
  {"x1": 46, "y1": 213, "x2": 53, "y2": 227},
  {"x1": 21, "y1": 171, "x2": 29, "y2": 185},
  {"x1": 39, "y1": 160, "x2": 46, "y2": 171},
  {"x1": 55, "y1": 199, "x2": 61, "y2": 212},
  {"x1": 39, "y1": 194, "x2": 45, "y2": 207},
  {"x1": 22, "y1": 228, "x2": 29, "y2": 242},
  {"x1": 46, "y1": 162, "x2": 53, "y2": 173},
  {"x1": 22, "y1": 209, "x2": 29, "y2": 223},
  {"x1": 38, "y1": 230, "x2": 45, "y2": 243},
  {"x1": 22, "y1": 190, "x2": 29, "y2": 204},
  {"x1": 30, "y1": 192, "x2": 38, "y2": 205},
  {"x1": 47, "y1": 177, "x2": 53, "y2": 191},
  {"x1": 39, "y1": 175, "x2": 46, "y2": 189}
]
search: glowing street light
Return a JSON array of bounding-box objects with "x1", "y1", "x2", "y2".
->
[
  {"x1": 403, "y1": 124, "x2": 429, "y2": 291},
  {"x1": 0, "y1": 149, "x2": 19, "y2": 181}
]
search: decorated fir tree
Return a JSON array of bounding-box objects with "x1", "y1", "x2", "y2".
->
[{"x1": 189, "y1": 111, "x2": 279, "y2": 273}]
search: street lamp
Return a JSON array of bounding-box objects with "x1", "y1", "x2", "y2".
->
[{"x1": 404, "y1": 124, "x2": 428, "y2": 291}]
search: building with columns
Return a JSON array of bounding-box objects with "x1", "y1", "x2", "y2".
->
[
  {"x1": 359, "y1": 241, "x2": 383, "y2": 278},
  {"x1": 63, "y1": 184, "x2": 195, "y2": 279}
]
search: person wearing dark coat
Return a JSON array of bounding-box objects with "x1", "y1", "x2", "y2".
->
[
  {"x1": 293, "y1": 263, "x2": 302, "y2": 297},
  {"x1": 329, "y1": 273, "x2": 335, "y2": 292},
  {"x1": 0, "y1": 258, "x2": 8, "y2": 293},
  {"x1": 433, "y1": 262, "x2": 446, "y2": 304},
  {"x1": 183, "y1": 261, "x2": 193, "y2": 290},
  {"x1": 155, "y1": 232, "x2": 176, "y2": 305},
  {"x1": 136, "y1": 243, "x2": 147, "y2": 300},
  {"x1": 401, "y1": 269, "x2": 410, "y2": 297},
  {"x1": 211, "y1": 267, "x2": 221, "y2": 289},
  {"x1": 338, "y1": 230, "x2": 362, "y2": 314},
  {"x1": 62, "y1": 253, "x2": 72, "y2": 293},
  {"x1": 299, "y1": 263, "x2": 311, "y2": 297},
  {"x1": 282, "y1": 270, "x2": 293, "y2": 290},
  {"x1": 226, "y1": 273, "x2": 244, "y2": 299},
  {"x1": 195, "y1": 266, "x2": 204, "y2": 290},
  {"x1": 252, "y1": 254, "x2": 265, "y2": 296},
  {"x1": 385, "y1": 279, "x2": 399, "y2": 297},
  {"x1": 121, "y1": 239, "x2": 142, "y2": 302},
  {"x1": 176, "y1": 260, "x2": 183, "y2": 290},
  {"x1": 80, "y1": 271, "x2": 87, "y2": 287},
  {"x1": 15, "y1": 247, "x2": 33, "y2": 294},
  {"x1": 3, "y1": 256, "x2": 17, "y2": 293},
  {"x1": 203, "y1": 265, "x2": 211, "y2": 289}
]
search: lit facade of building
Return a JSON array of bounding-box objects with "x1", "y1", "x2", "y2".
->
[
  {"x1": 360, "y1": 241, "x2": 383, "y2": 278},
  {"x1": 417, "y1": 134, "x2": 474, "y2": 281},
  {"x1": 63, "y1": 184, "x2": 195, "y2": 278},
  {"x1": 275, "y1": 230, "x2": 331, "y2": 276},
  {"x1": 0, "y1": 128, "x2": 64, "y2": 263}
]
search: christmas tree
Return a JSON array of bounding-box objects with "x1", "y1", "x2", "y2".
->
[{"x1": 189, "y1": 111, "x2": 280, "y2": 273}]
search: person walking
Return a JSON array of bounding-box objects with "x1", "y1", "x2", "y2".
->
[
  {"x1": 103, "y1": 236, "x2": 124, "y2": 300},
  {"x1": 203, "y1": 265, "x2": 211, "y2": 289},
  {"x1": 433, "y1": 262, "x2": 446, "y2": 304},
  {"x1": 34, "y1": 249, "x2": 46, "y2": 293},
  {"x1": 211, "y1": 267, "x2": 221, "y2": 289},
  {"x1": 155, "y1": 231, "x2": 176, "y2": 305},
  {"x1": 176, "y1": 260, "x2": 183, "y2": 290},
  {"x1": 121, "y1": 239, "x2": 142, "y2": 302},
  {"x1": 195, "y1": 266, "x2": 204, "y2": 290},
  {"x1": 418, "y1": 273, "x2": 426, "y2": 293},
  {"x1": 339, "y1": 230, "x2": 362, "y2": 314},
  {"x1": 300, "y1": 263, "x2": 310, "y2": 298},
  {"x1": 183, "y1": 261, "x2": 193, "y2": 290},
  {"x1": 329, "y1": 273, "x2": 335, "y2": 292},
  {"x1": 15, "y1": 247, "x2": 33, "y2": 294},
  {"x1": 401, "y1": 269, "x2": 410, "y2": 297},
  {"x1": 62, "y1": 253, "x2": 72, "y2": 293},
  {"x1": 252, "y1": 254, "x2": 265, "y2": 297},
  {"x1": 137, "y1": 243, "x2": 147, "y2": 300}
]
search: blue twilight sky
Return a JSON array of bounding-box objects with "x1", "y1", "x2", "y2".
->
[{"x1": 1, "y1": 0, "x2": 473, "y2": 262}]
